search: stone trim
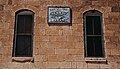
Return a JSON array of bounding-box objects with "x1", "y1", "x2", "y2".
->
[
  {"x1": 12, "y1": 57, "x2": 34, "y2": 62},
  {"x1": 85, "y1": 57, "x2": 107, "y2": 62}
]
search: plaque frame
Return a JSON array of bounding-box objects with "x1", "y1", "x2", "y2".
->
[{"x1": 48, "y1": 6, "x2": 71, "y2": 24}]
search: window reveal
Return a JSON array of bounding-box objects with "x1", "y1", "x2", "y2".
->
[
  {"x1": 13, "y1": 10, "x2": 34, "y2": 57},
  {"x1": 84, "y1": 10, "x2": 105, "y2": 57}
]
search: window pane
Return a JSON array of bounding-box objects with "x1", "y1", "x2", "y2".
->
[
  {"x1": 86, "y1": 36, "x2": 95, "y2": 57},
  {"x1": 17, "y1": 15, "x2": 25, "y2": 34},
  {"x1": 94, "y1": 36, "x2": 104, "y2": 57},
  {"x1": 24, "y1": 35, "x2": 32, "y2": 57},
  {"x1": 15, "y1": 35, "x2": 32, "y2": 57},
  {"x1": 94, "y1": 16, "x2": 101, "y2": 35},
  {"x1": 84, "y1": 10, "x2": 104, "y2": 58},
  {"x1": 86, "y1": 16, "x2": 93, "y2": 35},
  {"x1": 25, "y1": 15, "x2": 33, "y2": 34},
  {"x1": 86, "y1": 16, "x2": 102, "y2": 35},
  {"x1": 17, "y1": 15, "x2": 33, "y2": 34},
  {"x1": 15, "y1": 35, "x2": 24, "y2": 57},
  {"x1": 86, "y1": 36, "x2": 103, "y2": 57},
  {"x1": 13, "y1": 10, "x2": 34, "y2": 57}
]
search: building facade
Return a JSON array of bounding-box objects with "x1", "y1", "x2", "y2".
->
[{"x1": 0, "y1": 0, "x2": 120, "y2": 69}]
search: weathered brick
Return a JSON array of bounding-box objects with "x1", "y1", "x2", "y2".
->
[
  {"x1": 0, "y1": 0, "x2": 120, "y2": 69},
  {"x1": 55, "y1": 49, "x2": 68, "y2": 54},
  {"x1": 63, "y1": 29, "x2": 72, "y2": 36},
  {"x1": 108, "y1": 18, "x2": 120, "y2": 24},
  {"x1": 39, "y1": 17, "x2": 45, "y2": 24},
  {"x1": 100, "y1": 64, "x2": 111, "y2": 68},
  {"x1": 106, "y1": 42, "x2": 117, "y2": 49},
  {"x1": 110, "y1": 36, "x2": 119, "y2": 42},
  {"x1": 39, "y1": 35, "x2": 49, "y2": 41},
  {"x1": 71, "y1": 62, "x2": 77, "y2": 68},
  {"x1": 68, "y1": 49, "x2": 83, "y2": 55},
  {"x1": 111, "y1": 62, "x2": 118, "y2": 69},
  {"x1": 111, "y1": 6, "x2": 120, "y2": 12},
  {"x1": 117, "y1": 62, "x2": 120, "y2": 68},
  {"x1": 109, "y1": 13, "x2": 119, "y2": 18},
  {"x1": 92, "y1": 1, "x2": 108, "y2": 6},
  {"x1": 68, "y1": 0, "x2": 80, "y2": 8},
  {"x1": 108, "y1": 0, "x2": 119, "y2": 7},
  {"x1": 81, "y1": 1, "x2": 92, "y2": 6},
  {"x1": 105, "y1": 30, "x2": 115, "y2": 36},
  {"x1": 67, "y1": 36, "x2": 83, "y2": 42},
  {"x1": 49, "y1": 0, "x2": 65, "y2": 5},
  {"x1": 105, "y1": 24, "x2": 119, "y2": 31},
  {"x1": 0, "y1": 0, "x2": 7, "y2": 5},
  {"x1": 48, "y1": 36, "x2": 56, "y2": 41},
  {"x1": 47, "y1": 55, "x2": 66, "y2": 62},
  {"x1": 73, "y1": 55, "x2": 84, "y2": 61},
  {"x1": 45, "y1": 62, "x2": 60, "y2": 68},
  {"x1": 45, "y1": 29, "x2": 59, "y2": 36},
  {"x1": 77, "y1": 62, "x2": 84, "y2": 68},
  {"x1": 111, "y1": 49, "x2": 120, "y2": 55},
  {"x1": 55, "y1": 36, "x2": 67, "y2": 41},
  {"x1": 13, "y1": 0, "x2": 39, "y2": 6},
  {"x1": 49, "y1": 42, "x2": 65, "y2": 49},
  {"x1": 65, "y1": 55, "x2": 84, "y2": 62},
  {"x1": 34, "y1": 62, "x2": 46, "y2": 69},
  {"x1": 34, "y1": 55, "x2": 47, "y2": 62},
  {"x1": 47, "y1": 55, "x2": 58, "y2": 62},
  {"x1": 62, "y1": 42, "x2": 75, "y2": 49},
  {"x1": 74, "y1": 42, "x2": 84, "y2": 49},
  {"x1": 0, "y1": 5, "x2": 3, "y2": 11},
  {"x1": 8, "y1": 0, "x2": 12, "y2": 5},
  {"x1": 0, "y1": 28, "x2": 2, "y2": 34},
  {"x1": 60, "y1": 62, "x2": 71, "y2": 68}
]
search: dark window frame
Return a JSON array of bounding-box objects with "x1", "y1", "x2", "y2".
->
[
  {"x1": 12, "y1": 10, "x2": 34, "y2": 57},
  {"x1": 83, "y1": 10, "x2": 105, "y2": 57}
]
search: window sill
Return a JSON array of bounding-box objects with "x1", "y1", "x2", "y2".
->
[
  {"x1": 12, "y1": 57, "x2": 34, "y2": 62},
  {"x1": 85, "y1": 57, "x2": 107, "y2": 63}
]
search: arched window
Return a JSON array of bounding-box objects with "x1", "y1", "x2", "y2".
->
[
  {"x1": 13, "y1": 10, "x2": 34, "y2": 57},
  {"x1": 84, "y1": 10, "x2": 104, "y2": 57}
]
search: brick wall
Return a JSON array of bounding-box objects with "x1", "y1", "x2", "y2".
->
[{"x1": 0, "y1": 0, "x2": 120, "y2": 69}]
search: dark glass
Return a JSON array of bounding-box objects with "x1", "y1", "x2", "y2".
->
[
  {"x1": 86, "y1": 16, "x2": 93, "y2": 35},
  {"x1": 86, "y1": 36, "x2": 103, "y2": 57},
  {"x1": 17, "y1": 15, "x2": 33, "y2": 34},
  {"x1": 86, "y1": 16, "x2": 102, "y2": 35},
  {"x1": 25, "y1": 15, "x2": 32, "y2": 34},
  {"x1": 84, "y1": 10, "x2": 104, "y2": 57},
  {"x1": 94, "y1": 16, "x2": 101, "y2": 35},
  {"x1": 87, "y1": 36, "x2": 95, "y2": 57},
  {"x1": 15, "y1": 13, "x2": 33, "y2": 57},
  {"x1": 17, "y1": 15, "x2": 25, "y2": 34},
  {"x1": 15, "y1": 35, "x2": 32, "y2": 57},
  {"x1": 94, "y1": 36, "x2": 104, "y2": 57}
]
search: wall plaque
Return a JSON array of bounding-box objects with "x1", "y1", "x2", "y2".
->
[{"x1": 48, "y1": 6, "x2": 71, "y2": 23}]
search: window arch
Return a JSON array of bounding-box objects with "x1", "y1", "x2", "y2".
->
[
  {"x1": 83, "y1": 10, "x2": 105, "y2": 57},
  {"x1": 13, "y1": 10, "x2": 34, "y2": 57}
]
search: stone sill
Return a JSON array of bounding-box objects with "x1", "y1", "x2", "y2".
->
[
  {"x1": 85, "y1": 57, "x2": 107, "y2": 62},
  {"x1": 12, "y1": 57, "x2": 34, "y2": 62}
]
